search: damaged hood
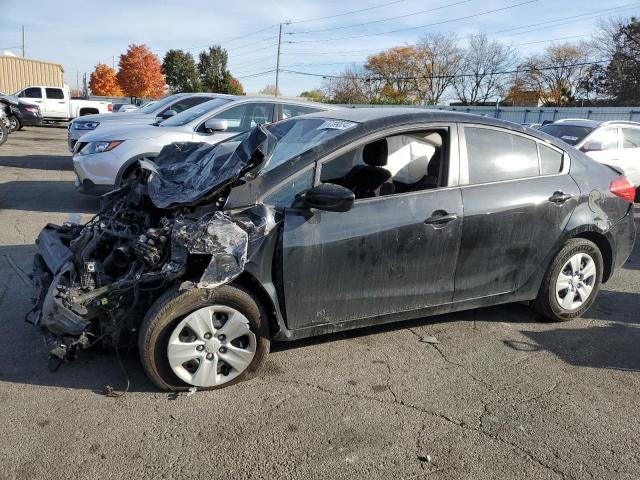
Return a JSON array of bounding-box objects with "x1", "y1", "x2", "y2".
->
[{"x1": 144, "y1": 125, "x2": 278, "y2": 209}]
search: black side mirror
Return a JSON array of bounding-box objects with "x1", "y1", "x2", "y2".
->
[
  {"x1": 161, "y1": 109, "x2": 177, "y2": 119},
  {"x1": 302, "y1": 183, "x2": 354, "y2": 212}
]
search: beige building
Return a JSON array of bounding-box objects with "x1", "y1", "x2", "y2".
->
[{"x1": 0, "y1": 56, "x2": 64, "y2": 94}]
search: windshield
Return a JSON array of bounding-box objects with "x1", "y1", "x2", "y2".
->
[
  {"x1": 260, "y1": 118, "x2": 358, "y2": 173},
  {"x1": 139, "y1": 95, "x2": 177, "y2": 114},
  {"x1": 540, "y1": 124, "x2": 594, "y2": 145},
  {"x1": 160, "y1": 98, "x2": 232, "y2": 127}
]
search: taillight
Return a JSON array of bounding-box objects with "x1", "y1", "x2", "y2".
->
[
  {"x1": 609, "y1": 175, "x2": 636, "y2": 203},
  {"x1": 108, "y1": 104, "x2": 113, "y2": 112}
]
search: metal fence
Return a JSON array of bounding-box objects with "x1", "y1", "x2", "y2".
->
[{"x1": 341, "y1": 104, "x2": 640, "y2": 124}]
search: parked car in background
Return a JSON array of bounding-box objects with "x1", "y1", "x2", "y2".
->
[
  {"x1": 0, "y1": 94, "x2": 42, "y2": 131},
  {"x1": 117, "y1": 104, "x2": 139, "y2": 113},
  {"x1": 31, "y1": 108, "x2": 636, "y2": 390},
  {"x1": 72, "y1": 96, "x2": 336, "y2": 194},
  {"x1": 540, "y1": 119, "x2": 640, "y2": 200},
  {"x1": 15, "y1": 85, "x2": 112, "y2": 122},
  {"x1": 67, "y1": 93, "x2": 224, "y2": 151}
]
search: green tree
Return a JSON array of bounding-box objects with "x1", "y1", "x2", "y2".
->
[
  {"x1": 593, "y1": 18, "x2": 640, "y2": 105},
  {"x1": 162, "y1": 49, "x2": 201, "y2": 93},
  {"x1": 198, "y1": 45, "x2": 239, "y2": 94},
  {"x1": 300, "y1": 89, "x2": 325, "y2": 102}
]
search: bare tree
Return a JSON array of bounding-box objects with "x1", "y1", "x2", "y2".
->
[
  {"x1": 412, "y1": 32, "x2": 462, "y2": 105},
  {"x1": 259, "y1": 84, "x2": 280, "y2": 96},
  {"x1": 519, "y1": 42, "x2": 593, "y2": 106},
  {"x1": 364, "y1": 46, "x2": 416, "y2": 103},
  {"x1": 321, "y1": 66, "x2": 372, "y2": 104},
  {"x1": 453, "y1": 34, "x2": 518, "y2": 105}
]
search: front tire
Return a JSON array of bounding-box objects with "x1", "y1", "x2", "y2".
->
[
  {"x1": 139, "y1": 285, "x2": 270, "y2": 391},
  {"x1": 533, "y1": 238, "x2": 603, "y2": 322},
  {"x1": 8, "y1": 116, "x2": 20, "y2": 132}
]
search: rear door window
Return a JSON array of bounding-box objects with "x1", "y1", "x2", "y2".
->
[
  {"x1": 168, "y1": 96, "x2": 209, "y2": 114},
  {"x1": 622, "y1": 128, "x2": 640, "y2": 148},
  {"x1": 464, "y1": 127, "x2": 539, "y2": 184},
  {"x1": 539, "y1": 143, "x2": 564, "y2": 175},
  {"x1": 282, "y1": 104, "x2": 321, "y2": 119},
  {"x1": 45, "y1": 88, "x2": 65, "y2": 99}
]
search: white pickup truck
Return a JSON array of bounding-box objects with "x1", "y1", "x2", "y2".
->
[{"x1": 14, "y1": 85, "x2": 112, "y2": 121}]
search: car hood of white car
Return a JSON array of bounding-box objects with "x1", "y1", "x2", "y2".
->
[
  {"x1": 74, "y1": 111, "x2": 154, "y2": 125},
  {"x1": 79, "y1": 124, "x2": 173, "y2": 142}
]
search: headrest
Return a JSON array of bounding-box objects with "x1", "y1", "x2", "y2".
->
[
  {"x1": 427, "y1": 148, "x2": 441, "y2": 176},
  {"x1": 362, "y1": 139, "x2": 388, "y2": 167}
]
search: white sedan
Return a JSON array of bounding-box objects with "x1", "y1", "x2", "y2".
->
[{"x1": 72, "y1": 97, "x2": 335, "y2": 194}]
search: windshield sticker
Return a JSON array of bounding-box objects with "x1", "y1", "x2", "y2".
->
[
  {"x1": 318, "y1": 120, "x2": 357, "y2": 130},
  {"x1": 561, "y1": 135, "x2": 579, "y2": 141}
]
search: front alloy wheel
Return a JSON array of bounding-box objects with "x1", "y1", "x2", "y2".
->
[
  {"x1": 167, "y1": 305, "x2": 257, "y2": 387},
  {"x1": 139, "y1": 285, "x2": 270, "y2": 391}
]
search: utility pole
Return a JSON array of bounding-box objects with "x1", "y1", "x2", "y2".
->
[
  {"x1": 112, "y1": 56, "x2": 115, "y2": 70},
  {"x1": 21, "y1": 25, "x2": 25, "y2": 58},
  {"x1": 274, "y1": 21, "x2": 290, "y2": 98}
]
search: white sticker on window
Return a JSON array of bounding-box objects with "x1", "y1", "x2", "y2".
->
[
  {"x1": 318, "y1": 120, "x2": 357, "y2": 130},
  {"x1": 561, "y1": 135, "x2": 579, "y2": 141}
]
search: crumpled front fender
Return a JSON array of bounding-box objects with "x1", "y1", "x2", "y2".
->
[{"x1": 173, "y1": 205, "x2": 277, "y2": 289}]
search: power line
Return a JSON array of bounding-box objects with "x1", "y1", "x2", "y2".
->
[
  {"x1": 285, "y1": 0, "x2": 540, "y2": 44},
  {"x1": 513, "y1": 34, "x2": 591, "y2": 46},
  {"x1": 236, "y1": 69, "x2": 277, "y2": 79},
  {"x1": 229, "y1": 54, "x2": 277, "y2": 69},
  {"x1": 287, "y1": 0, "x2": 473, "y2": 35},
  {"x1": 289, "y1": 0, "x2": 406, "y2": 24},
  {"x1": 490, "y1": 1, "x2": 639, "y2": 38},
  {"x1": 279, "y1": 2, "x2": 638, "y2": 58},
  {"x1": 280, "y1": 59, "x2": 610, "y2": 81}
]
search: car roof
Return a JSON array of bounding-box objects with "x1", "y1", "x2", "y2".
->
[
  {"x1": 301, "y1": 107, "x2": 547, "y2": 130},
  {"x1": 548, "y1": 118, "x2": 602, "y2": 128}
]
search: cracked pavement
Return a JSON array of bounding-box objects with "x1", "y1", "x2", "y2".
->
[{"x1": 0, "y1": 127, "x2": 639, "y2": 479}]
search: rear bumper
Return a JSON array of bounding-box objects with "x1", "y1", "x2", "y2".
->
[
  {"x1": 609, "y1": 206, "x2": 636, "y2": 275},
  {"x1": 18, "y1": 113, "x2": 42, "y2": 127}
]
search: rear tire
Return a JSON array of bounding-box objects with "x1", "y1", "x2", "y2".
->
[
  {"x1": 0, "y1": 123, "x2": 7, "y2": 146},
  {"x1": 8, "y1": 116, "x2": 20, "y2": 132},
  {"x1": 533, "y1": 238, "x2": 603, "y2": 322},
  {"x1": 139, "y1": 285, "x2": 270, "y2": 391}
]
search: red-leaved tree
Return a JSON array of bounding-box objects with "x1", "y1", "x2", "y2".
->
[
  {"x1": 117, "y1": 44, "x2": 165, "y2": 98},
  {"x1": 89, "y1": 64, "x2": 123, "y2": 96}
]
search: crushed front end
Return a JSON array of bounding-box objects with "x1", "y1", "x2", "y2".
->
[{"x1": 27, "y1": 126, "x2": 278, "y2": 364}]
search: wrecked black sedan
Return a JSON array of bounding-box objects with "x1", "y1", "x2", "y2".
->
[{"x1": 28, "y1": 108, "x2": 636, "y2": 391}]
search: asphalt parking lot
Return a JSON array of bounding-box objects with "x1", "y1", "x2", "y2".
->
[{"x1": 0, "y1": 127, "x2": 639, "y2": 480}]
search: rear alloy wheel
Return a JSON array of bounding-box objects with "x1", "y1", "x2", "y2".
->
[
  {"x1": 8, "y1": 116, "x2": 20, "y2": 132},
  {"x1": 0, "y1": 123, "x2": 7, "y2": 146},
  {"x1": 139, "y1": 285, "x2": 270, "y2": 391},
  {"x1": 533, "y1": 238, "x2": 603, "y2": 322}
]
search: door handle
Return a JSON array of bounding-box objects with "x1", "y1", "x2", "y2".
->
[
  {"x1": 548, "y1": 191, "x2": 573, "y2": 204},
  {"x1": 58, "y1": 101, "x2": 66, "y2": 104},
  {"x1": 424, "y1": 211, "x2": 458, "y2": 225}
]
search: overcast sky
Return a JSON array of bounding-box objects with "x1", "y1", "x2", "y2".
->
[{"x1": 0, "y1": 0, "x2": 637, "y2": 97}]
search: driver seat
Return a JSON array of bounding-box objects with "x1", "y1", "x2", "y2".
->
[{"x1": 341, "y1": 139, "x2": 392, "y2": 198}]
